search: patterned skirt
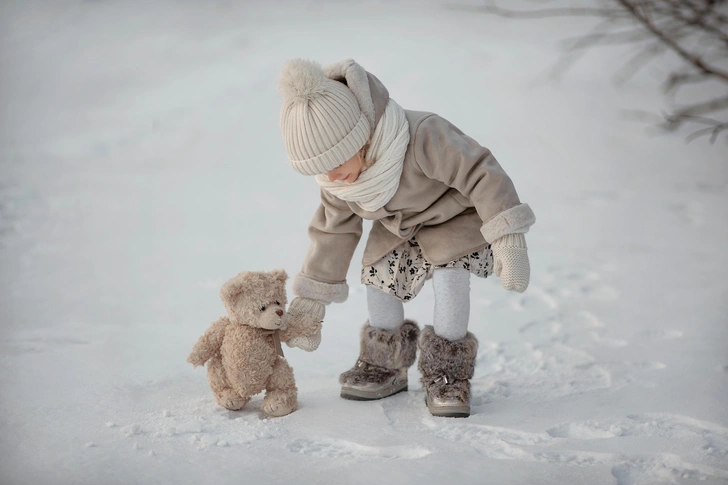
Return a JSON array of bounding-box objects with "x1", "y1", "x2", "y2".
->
[{"x1": 361, "y1": 236, "x2": 493, "y2": 302}]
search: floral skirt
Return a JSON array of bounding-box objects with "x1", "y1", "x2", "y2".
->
[{"x1": 361, "y1": 236, "x2": 493, "y2": 302}]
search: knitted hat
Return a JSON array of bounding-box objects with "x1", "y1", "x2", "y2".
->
[{"x1": 278, "y1": 59, "x2": 371, "y2": 176}]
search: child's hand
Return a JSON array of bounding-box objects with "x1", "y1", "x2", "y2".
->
[
  {"x1": 283, "y1": 297, "x2": 325, "y2": 352},
  {"x1": 492, "y1": 234, "x2": 530, "y2": 293},
  {"x1": 288, "y1": 329, "x2": 322, "y2": 352}
]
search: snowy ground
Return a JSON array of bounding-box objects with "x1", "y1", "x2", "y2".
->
[{"x1": 1, "y1": 1, "x2": 727, "y2": 484}]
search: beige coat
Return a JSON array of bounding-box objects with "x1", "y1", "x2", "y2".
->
[{"x1": 292, "y1": 66, "x2": 535, "y2": 303}]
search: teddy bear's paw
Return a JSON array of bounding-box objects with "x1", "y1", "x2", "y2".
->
[
  {"x1": 262, "y1": 392, "x2": 297, "y2": 417},
  {"x1": 216, "y1": 390, "x2": 250, "y2": 411},
  {"x1": 222, "y1": 399, "x2": 248, "y2": 411}
]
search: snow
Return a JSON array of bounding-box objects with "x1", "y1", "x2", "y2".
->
[{"x1": 1, "y1": 0, "x2": 727, "y2": 484}]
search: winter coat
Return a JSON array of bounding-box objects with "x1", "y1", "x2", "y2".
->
[{"x1": 294, "y1": 67, "x2": 535, "y2": 300}]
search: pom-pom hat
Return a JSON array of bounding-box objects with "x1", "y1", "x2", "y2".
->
[{"x1": 278, "y1": 59, "x2": 371, "y2": 176}]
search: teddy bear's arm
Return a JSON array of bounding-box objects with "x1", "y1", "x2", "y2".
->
[{"x1": 187, "y1": 317, "x2": 229, "y2": 367}]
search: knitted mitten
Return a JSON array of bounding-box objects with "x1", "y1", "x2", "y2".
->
[
  {"x1": 284, "y1": 297, "x2": 324, "y2": 351},
  {"x1": 492, "y1": 233, "x2": 530, "y2": 293}
]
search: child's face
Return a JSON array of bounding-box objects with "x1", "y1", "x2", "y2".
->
[{"x1": 325, "y1": 152, "x2": 363, "y2": 183}]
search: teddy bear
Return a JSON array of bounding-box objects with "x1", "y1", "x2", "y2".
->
[{"x1": 187, "y1": 269, "x2": 322, "y2": 417}]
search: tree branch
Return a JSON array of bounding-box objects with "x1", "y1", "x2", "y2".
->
[
  {"x1": 450, "y1": 2, "x2": 631, "y2": 19},
  {"x1": 614, "y1": 42, "x2": 666, "y2": 85},
  {"x1": 616, "y1": 0, "x2": 728, "y2": 81},
  {"x1": 685, "y1": 120, "x2": 728, "y2": 143},
  {"x1": 664, "y1": 96, "x2": 728, "y2": 132}
]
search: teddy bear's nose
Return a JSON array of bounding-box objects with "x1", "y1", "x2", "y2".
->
[{"x1": 276, "y1": 310, "x2": 283, "y2": 317}]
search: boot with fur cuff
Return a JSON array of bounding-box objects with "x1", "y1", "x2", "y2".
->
[
  {"x1": 340, "y1": 320, "x2": 420, "y2": 401},
  {"x1": 418, "y1": 325, "x2": 478, "y2": 418}
]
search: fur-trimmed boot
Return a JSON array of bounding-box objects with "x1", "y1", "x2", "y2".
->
[
  {"x1": 339, "y1": 320, "x2": 420, "y2": 401},
  {"x1": 418, "y1": 325, "x2": 478, "y2": 418}
]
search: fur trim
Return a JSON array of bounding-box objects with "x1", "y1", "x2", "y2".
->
[
  {"x1": 324, "y1": 59, "x2": 376, "y2": 137},
  {"x1": 418, "y1": 325, "x2": 478, "y2": 382},
  {"x1": 360, "y1": 320, "x2": 420, "y2": 369},
  {"x1": 480, "y1": 203, "x2": 536, "y2": 244},
  {"x1": 278, "y1": 59, "x2": 327, "y2": 102},
  {"x1": 339, "y1": 361, "x2": 397, "y2": 386},
  {"x1": 292, "y1": 274, "x2": 348, "y2": 304},
  {"x1": 429, "y1": 379, "x2": 471, "y2": 403}
]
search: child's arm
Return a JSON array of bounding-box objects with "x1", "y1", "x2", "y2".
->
[
  {"x1": 284, "y1": 190, "x2": 363, "y2": 350},
  {"x1": 187, "y1": 317, "x2": 228, "y2": 367},
  {"x1": 296, "y1": 189, "x2": 363, "y2": 302},
  {"x1": 413, "y1": 115, "x2": 535, "y2": 292}
]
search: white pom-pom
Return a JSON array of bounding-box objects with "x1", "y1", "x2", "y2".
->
[{"x1": 278, "y1": 59, "x2": 327, "y2": 102}]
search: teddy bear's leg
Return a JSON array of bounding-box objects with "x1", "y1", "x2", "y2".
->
[
  {"x1": 262, "y1": 357, "x2": 297, "y2": 417},
  {"x1": 215, "y1": 388, "x2": 250, "y2": 411},
  {"x1": 207, "y1": 355, "x2": 250, "y2": 411}
]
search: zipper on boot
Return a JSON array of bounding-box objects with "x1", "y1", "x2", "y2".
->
[{"x1": 424, "y1": 375, "x2": 470, "y2": 418}]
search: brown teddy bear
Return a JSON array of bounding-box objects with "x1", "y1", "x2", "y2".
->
[{"x1": 187, "y1": 269, "x2": 321, "y2": 417}]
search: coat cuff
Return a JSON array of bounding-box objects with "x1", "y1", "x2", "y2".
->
[
  {"x1": 293, "y1": 274, "x2": 349, "y2": 304},
  {"x1": 480, "y1": 203, "x2": 536, "y2": 244}
]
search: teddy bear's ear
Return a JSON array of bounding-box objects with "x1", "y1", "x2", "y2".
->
[
  {"x1": 220, "y1": 273, "x2": 248, "y2": 303},
  {"x1": 270, "y1": 269, "x2": 288, "y2": 284}
]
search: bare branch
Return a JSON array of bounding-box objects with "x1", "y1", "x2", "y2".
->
[
  {"x1": 664, "y1": 71, "x2": 714, "y2": 92},
  {"x1": 662, "y1": 0, "x2": 728, "y2": 45},
  {"x1": 613, "y1": 42, "x2": 666, "y2": 85},
  {"x1": 676, "y1": 0, "x2": 728, "y2": 27},
  {"x1": 667, "y1": 96, "x2": 728, "y2": 121},
  {"x1": 449, "y1": 2, "x2": 631, "y2": 19},
  {"x1": 547, "y1": 17, "x2": 625, "y2": 79},
  {"x1": 473, "y1": 0, "x2": 728, "y2": 143},
  {"x1": 559, "y1": 28, "x2": 655, "y2": 49},
  {"x1": 616, "y1": 0, "x2": 728, "y2": 81},
  {"x1": 685, "y1": 121, "x2": 728, "y2": 143}
]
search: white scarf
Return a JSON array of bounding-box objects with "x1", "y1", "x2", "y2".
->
[{"x1": 315, "y1": 99, "x2": 409, "y2": 212}]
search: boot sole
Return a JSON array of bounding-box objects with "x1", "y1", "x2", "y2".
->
[
  {"x1": 340, "y1": 380, "x2": 408, "y2": 401},
  {"x1": 425, "y1": 396, "x2": 470, "y2": 418}
]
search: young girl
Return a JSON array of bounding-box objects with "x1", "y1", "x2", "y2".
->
[{"x1": 279, "y1": 59, "x2": 535, "y2": 418}]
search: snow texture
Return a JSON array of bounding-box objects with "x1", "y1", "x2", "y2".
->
[{"x1": 1, "y1": 0, "x2": 727, "y2": 484}]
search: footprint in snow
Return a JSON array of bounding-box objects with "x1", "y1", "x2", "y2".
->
[
  {"x1": 611, "y1": 454, "x2": 728, "y2": 485},
  {"x1": 505, "y1": 286, "x2": 560, "y2": 313},
  {"x1": 112, "y1": 399, "x2": 284, "y2": 450},
  {"x1": 287, "y1": 438, "x2": 430, "y2": 460},
  {"x1": 520, "y1": 311, "x2": 627, "y2": 349},
  {"x1": 541, "y1": 264, "x2": 621, "y2": 302},
  {"x1": 547, "y1": 413, "x2": 728, "y2": 456},
  {"x1": 474, "y1": 340, "x2": 613, "y2": 399},
  {"x1": 429, "y1": 421, "x2": 551, "y2": 461}
]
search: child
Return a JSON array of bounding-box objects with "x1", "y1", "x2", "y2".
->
[{"x1": 278, "y1": 59, "x2": 535, "y2": 418}]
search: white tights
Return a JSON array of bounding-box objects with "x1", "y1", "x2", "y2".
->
[{"x1": 367, "y1": 267, "x2": 470, "y2": 341}]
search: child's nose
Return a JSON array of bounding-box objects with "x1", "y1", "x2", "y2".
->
[{"x1": 327, "y1": 172, "x2": 337, "y2": 182}]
